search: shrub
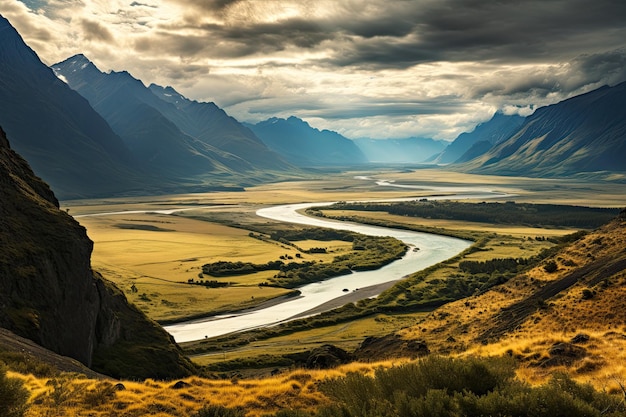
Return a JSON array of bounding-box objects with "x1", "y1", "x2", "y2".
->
[
  {"x1": 0, "y1": 365, "x2": 30, "y2": 417},
  {"x1": 544, "y1": 260, "x2": 558, "y2": 273},
  {"x1": 194, "y1": 404, "x2": 246, "y2": 417},
  {"x1": 316, "y1": 356, "x2": 626, "y2": 417}
]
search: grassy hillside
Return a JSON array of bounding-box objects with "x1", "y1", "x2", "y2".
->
[{"x1": 398, "y1": 209, "x2": 626, "y2": 386}]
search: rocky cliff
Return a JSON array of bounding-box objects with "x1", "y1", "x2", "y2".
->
[{"x1": 0, "y1": 126, "x2": 194, "y2": 379}]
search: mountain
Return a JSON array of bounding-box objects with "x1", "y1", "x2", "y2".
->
[
  {"x1": 0, "y1": 126, "x2": 194, "y2": 379},
  {"x1": 53, "y1": 55, "x2": 290, "y2": 181},
  {"x1": 0, "y1": 15, "x2": 154, "y2": 199},
  {"x1": 353, "y1": 137, "x2": 446, "y2": 163},
  {"x1": 460, "y1": 82, "x2": 626, "y2": 177},
  {"x1": 246, "y1": 116, "x2": 368, "y2": 166},
  {"x1": 148, "y1": 84, "x2": 288, "y2": 171},
  {"x1": 433, "y1": 113, "x2": 526, "y2": 164}
]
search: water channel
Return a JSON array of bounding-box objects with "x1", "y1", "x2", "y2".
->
[{"x1": 165, "y1": 189, "x2": 507, "y2": 343}]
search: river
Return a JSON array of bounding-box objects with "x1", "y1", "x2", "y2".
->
[{"x1": 164, "y1": 189, "x2": 507, "y2": 343}]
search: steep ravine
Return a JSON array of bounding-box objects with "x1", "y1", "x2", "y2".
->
[{"x1": 0, "y1": 127, "x2": 194, "y2": 379}]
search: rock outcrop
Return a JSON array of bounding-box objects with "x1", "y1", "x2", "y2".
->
[{"x1": 0, "y1": 127, "x2": 194, "y2": 379}]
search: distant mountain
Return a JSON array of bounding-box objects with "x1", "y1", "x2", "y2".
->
[
  {"x1": 433, "y1": 113, "x2": 526, "y2": 164},
  {"x1": 0, "y1": 126, "x2": 194, "y2": 379},
  {"x1": 54, "y1": 55, "x2": 291, "y2": 181},
  {"x1": 246, "y1": 116, "x2": 368, "y2": 166},
  {"x1": 0, "y1": 15, "x2": 153, "y2": 199},
  {"x1": 460, "y1": 82, "x2": 626, "y2": 178},
  {"x1": 353, "y1": 137, "x2": 446, "y2": 163},
  {"x1": 148, "y1": 84, "x2": 288, "y2": 171}
]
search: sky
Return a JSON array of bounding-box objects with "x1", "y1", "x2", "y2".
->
[{"x1": 2, "y1": 0, "x2": 625, "y2": 140}]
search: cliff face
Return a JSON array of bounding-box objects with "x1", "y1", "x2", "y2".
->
[{"x1": 0, "y1": 127, "x2": 194, "y2": 379}]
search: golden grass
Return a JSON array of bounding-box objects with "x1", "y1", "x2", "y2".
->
[
  {"x1": 77, "y1": 211, "x2": 355, "y2": 322},
  {"x1": 14, "y1": 361, "x2": 401, "y2": 417},
  {"x1": 192, "y1": 313, "x2": 425, "y2": 367}
]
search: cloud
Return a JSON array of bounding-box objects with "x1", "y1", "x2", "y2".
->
[
  {"x1": 3, "y1": 0, "x2": 626, "y2": 140},
  {"x1": 80, "y1": 18, "x2": 114, "y2": 43}
]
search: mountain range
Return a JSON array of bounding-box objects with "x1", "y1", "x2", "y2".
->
[
  {"x1": 0, "y1": 15, "x2": 154, "y2": 199},
  {"x1": 53, "y1": 54, "x2": 293, "y2": 184},
  {"x1": 245, "y1": 116, "x2": 368, "y2": 166},
  {"x1": 458, "y1": 82, "x2": 626, "y2": 177},
  {"x1": 1, "y1": 12, "x2": 625, "y2": 202}
]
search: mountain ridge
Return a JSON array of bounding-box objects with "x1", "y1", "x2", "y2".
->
[
  {"x1": 54, "y1": 54, "x2": 292, "y2": 180},
  {"x1": 433, "y1": 112, "x2": 526, "y2": 164},
  {"x1": 458, "y1": 82, "x2": 626, "y2": 178},
  {"x1": 0, "y1": 15, "x2": 154, "y2": 199},
  {"x1": 246, "y1": 116, "x2": 368, "y2": 166}
]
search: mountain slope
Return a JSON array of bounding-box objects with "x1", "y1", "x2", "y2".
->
[
  {"x1": 53, "y1": 55, "x2": 254, "y2": 179},
  {"x1": 0, "y1": 15, "x2": 152, "y2": 199},
  {"x1": 434, "y1": 113, "x2": 525, "y2": 164},
  {"x1": 149, "y1": 84, "x2": 289, "y2": 171},
  {"x1": 53, "y1": 54, "x2": 291, "y2": 178},
  {"x1": 246, "y1": 116, "x2": 368, "y2": 166},
  {"x1": 460, "y1": 82, "x2": 626, "y2": 177},
  {"x1": 395, "y1": 209, "x2": 626, "y2": 382},
  {"x1": 0, "y1": 126, "x2": 194, "y2": 379},
  {"x1": 353, "y1": 137, "x2": 446, "y2": 163}
]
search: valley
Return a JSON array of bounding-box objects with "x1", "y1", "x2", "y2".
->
[
  {"x1": 64, "y1": 171, "x2": 624, "y2": 375},
  {"x1": 1, "y1": 4, "x2": 626, "y2": 416}
]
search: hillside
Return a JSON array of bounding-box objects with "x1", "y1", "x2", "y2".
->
[
  {"x1": 246, "y1": 116, "x2": 368, "y2": 166},
  {"x1": 0, "y1": 15, "x2": 154, "y2": 199},
  {"x1": 0, "y1": 126, "x2": 194, "y2": 379},
  {"x1": 459, "y1": 82, "x2": 626, "y2": 178},
  {"x1": 433, "y1": 112, "x2": 525, "y2": 164},
  {"x1": 353, "y1": 137, "x2": 446, "y2": 163},
  {"x1": 392, "y1": 209, "x2": 626, "y2": 383}
]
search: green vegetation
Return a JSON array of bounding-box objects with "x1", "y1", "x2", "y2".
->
[
  {"x1": 312, "y1": 201, "x2": 619, "y2": 229},
  {"x1": 185, "y1": 229, "x2": 579, "y2": 360},
  {"x1": 309, "y1": 356, "x2": 626, "y2": 417},
  {"x1": 0, "y1": 365, "x2": 29, "y2": 417},
  {"x1": 201, "y1": 228, "x2": 407, "y2": 288}
]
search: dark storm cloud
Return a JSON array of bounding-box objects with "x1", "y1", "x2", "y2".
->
[
  {"x1": 173, "y1": 0, "x2": 243, "y2": 15},
  {"x1": 572, "y1": 49, "x2": 626, "y2": 86},
  {"x1": 157, "y1": 0, "x2": 626, "y2": 74},
  {"x1": 467, "y1": 48, "x2": 626, "y2": 104},
  {"x1": 328, "y1": 0, "x2": 626, "y2": 68},
  {"x1": 130, "y1": 2, "x2": 157, "y2": 8}
]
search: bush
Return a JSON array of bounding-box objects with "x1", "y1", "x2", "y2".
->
[
  {"x1": 315, "y1": 356, "x2": 626, "y2": 417},
  {"x1": 0, "y1": 365, "x2": 30, "y2": 417},
  {"x1": 194, "y1": 404, "x2": 246, "y2": 417},
  {"x1": 544, "y1": 260, "x2": 558, "y2": 273}
]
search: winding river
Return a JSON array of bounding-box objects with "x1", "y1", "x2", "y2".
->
[{"x1": 164, "y1": 188, "x2": 509, "y2": 343}]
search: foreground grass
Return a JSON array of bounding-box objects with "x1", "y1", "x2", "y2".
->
[{"x1": 6, "y1": 355, "x2": 626, "y2": 417}]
